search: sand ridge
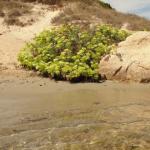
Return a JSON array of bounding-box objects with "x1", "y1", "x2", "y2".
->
[{"x1": 0, "y1": 4, "x2": 60, "y2": 76}]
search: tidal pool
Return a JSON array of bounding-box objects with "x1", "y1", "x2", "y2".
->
[{"x1": 0, "y1": 76, "x2": 150, "y2": 149}]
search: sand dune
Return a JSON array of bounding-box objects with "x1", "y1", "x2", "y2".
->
[{"x1": 0, "y1": 4, "x2": 60, "y2": 75}]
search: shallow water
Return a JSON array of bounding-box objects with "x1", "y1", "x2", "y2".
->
[
  {"x1": 105, "y1": 0, "x2": 150, "y2": 19},
  {"x1": 0, "y1": 76, "x2": 150, "y2": 149}
]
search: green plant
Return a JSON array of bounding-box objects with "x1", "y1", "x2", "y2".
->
[{"x1": 18, "y1": 24, "x2": 129, "y2": 82}]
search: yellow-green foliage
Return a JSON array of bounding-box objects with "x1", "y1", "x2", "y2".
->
[{"x1": 18, "y1": 25, "x2": 129, "y2": 82}]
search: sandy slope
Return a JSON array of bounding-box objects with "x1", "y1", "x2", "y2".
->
[{"x1": 0, "y1": 4, "x2": 60, "y2": 76}]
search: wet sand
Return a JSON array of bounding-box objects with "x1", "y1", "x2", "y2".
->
[{"x1": 0, "y1": 76, "x2": 150, "y2": 149}]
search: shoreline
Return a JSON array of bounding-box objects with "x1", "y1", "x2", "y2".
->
[{"x1": 0, "y1": 73, "x2": 150, "y2": 149}]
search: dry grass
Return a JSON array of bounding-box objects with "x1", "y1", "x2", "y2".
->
[
  {"x1": 0, "y1": 0, "x2": 32, "y2": 26},
  {"x1": 22, "y1": 0, "x2": 61, "y2": 5},
  {"x1": 52, "y1": 1, "x2": 150, "y2": 31},
  {"x1": 0, "y1": 0, "x2": 150, "y2": 30},
  {"x1": 0, "y1": 11, "x2": 5, "y2": 17},
  {"x1": 0, "y1": 0, "x2": 63, "y2": 26}
]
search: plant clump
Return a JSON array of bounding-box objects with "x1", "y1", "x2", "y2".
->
[{"x1": 18, "y1": 25, "x2": 129, "y2": 82}]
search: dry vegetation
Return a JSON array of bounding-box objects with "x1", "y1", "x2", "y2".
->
[
  {"x1": 0, "y1": 0, "x2": 63, "y2": 26},
  {"x1": 52, "y1": 1, "x2": 150, "y2": 31},
  {"x1": 0, "y1": 0, "x2": 150, "y2": 30},
  {"x1": 0, "y1": 0, "x2": 32, "y2": 26}
]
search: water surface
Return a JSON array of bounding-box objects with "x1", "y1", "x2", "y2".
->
[{"x1": 0, "y1": 76, "x2": 150, "y2": 149}]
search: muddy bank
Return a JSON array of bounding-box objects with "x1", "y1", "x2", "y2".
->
[{"x1": 0, "y1": 76, "x2": 150, "y2": 149}]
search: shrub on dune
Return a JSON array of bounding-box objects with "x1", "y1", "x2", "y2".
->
[{"x1": 18, "y1": 25, "x2": 129, "y2": 82}]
